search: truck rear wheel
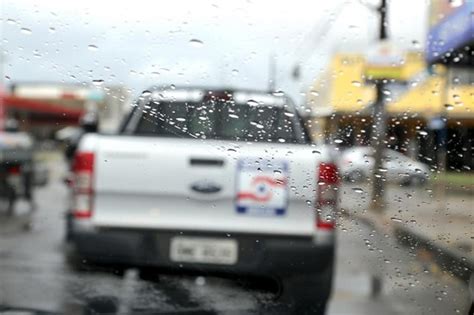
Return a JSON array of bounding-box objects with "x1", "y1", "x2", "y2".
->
[{"x1": 278, "y1": 257, "x2": 334, "y2": 314}]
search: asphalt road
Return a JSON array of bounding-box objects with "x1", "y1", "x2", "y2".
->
[{"x1": 0, "y1": 161, "x2": 471, "y2": 314}]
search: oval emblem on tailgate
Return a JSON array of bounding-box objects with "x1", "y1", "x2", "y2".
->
[{"x1": 190, "y1": 181, "x2": 222, "y2": 194}]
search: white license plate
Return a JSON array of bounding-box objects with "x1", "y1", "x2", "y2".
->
[{"x1": 170, "y1": 237, "x2": 238, "y2": 265}]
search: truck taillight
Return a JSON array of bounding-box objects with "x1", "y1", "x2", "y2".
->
[
  {"x1": 72, "y1": 152, "x2": 94, "y2": 219},
  {"x1": 8, "y1": 165, "x2": 21, "y2": 175},
  {"x1": 316, "y1": 162, "x2": 339, "y2": 230}
]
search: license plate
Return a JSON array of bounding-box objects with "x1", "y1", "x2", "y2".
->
[{"x1": 170, "y1": 237, "x2": 238, "y2": 265}]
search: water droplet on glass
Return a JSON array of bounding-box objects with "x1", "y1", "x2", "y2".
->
[
  {"x1": 92, "y1": 79, "x2": 104, "y2": 86},
  {"x1": 334, "y1": 139, "x2": 343, "y2": 144},
  {"x1": 352, "y1": 187, "x2": 364, "y2": 194},
  {"x1": 48, "y1": 27, "x2": 56, "y2": 33},
  {"x1": 284, "y1": 112, "x2": 295, "y2": 117},
  {"x1": 88, "y1": 44, "x2": 98, "y2": 51},
  {"x1": 189, "y1": 38, "x2": 204, "y2": 47},
  {"x1": 418, "y1": 130, "x2": 428, "y2": 136},
  {"x1": 142, "y1": 90, "x2": 152, "y2": 96},
  {"x1": 445, "y1": 104, "x2": 454, "y2": 111},
  {"x1": 247, "y1": 99, "x2": 259, "y2": 106},
  {"x1": 351, "y1": 81, "x2": 361, "y2": 87},
  {"x1": 312, "y1": 150, "x2": 321, "y2": 154},
  {"x1": 195, "y1": 276, "x2": 206, "y2": 286},
  {"x1": 390, "y1": 217, "x2": 403, "y2": 223},
  {"x1": 20, "y1": 28, "x2": 32, "y2": 35},
  {"x1": 272, "y1": 90, "x2": 284, "y2": 97},
  {"x1": 231, "y1": 69, "x2": 239, "y2": 76}
]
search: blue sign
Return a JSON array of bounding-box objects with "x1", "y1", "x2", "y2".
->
[{"x1": 426, "y1": 1, "x2": 474, "y2": 63}]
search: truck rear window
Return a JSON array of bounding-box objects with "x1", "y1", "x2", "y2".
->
[{"x1": 134, "y1": 101, "x2": 305, "y2": 143}]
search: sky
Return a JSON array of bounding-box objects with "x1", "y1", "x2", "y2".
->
[{"x1": 1, "y1": 0, "x2": 430, "y2": 106}]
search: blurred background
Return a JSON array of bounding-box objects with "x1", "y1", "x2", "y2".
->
[{"x1": 0, "y1": 0, "x2": 472, "y2": 314}]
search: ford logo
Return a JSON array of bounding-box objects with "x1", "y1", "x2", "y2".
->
[{"x1": 190, "y1": 181, "x2": 222, "y2": 194}]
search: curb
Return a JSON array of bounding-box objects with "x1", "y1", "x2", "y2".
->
[
  {"x1": 394, "y1": 225, "x2": 474, "y2": 284},
  {"x1": 342, "y1": 211, "x2": 473, "y2": 284}
]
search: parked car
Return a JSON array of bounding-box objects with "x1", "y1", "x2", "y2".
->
[
  {"x1": 339, "y1": 146, "x2": 430, "y2": 185},
  {"x1": 66, "y1": 87, "x2": 339, "y2": 314}
]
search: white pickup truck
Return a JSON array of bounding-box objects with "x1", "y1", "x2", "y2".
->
[{"x1": 67, "y1": 87, "x2": 339, "y2": 313}]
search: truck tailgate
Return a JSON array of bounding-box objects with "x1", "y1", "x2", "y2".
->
[{"x1": 91, "y1": 136, "x2": 322, "y2": 236}]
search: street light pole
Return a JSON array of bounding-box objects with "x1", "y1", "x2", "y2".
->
[{"x1": 370, "y1": 0, "x2": 388, "y2": 212}]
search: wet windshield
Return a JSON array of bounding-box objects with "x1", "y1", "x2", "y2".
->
[
  {"x1": 1, "y1": 1, "x2": 473, "y2": 314},
  {"x1": 135, "y1": 100, "x2": 303, "y2": 143}
]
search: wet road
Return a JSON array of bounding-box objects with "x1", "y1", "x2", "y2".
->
[{"x1": 0, "y1": 158, "x2": 471, "y2": 314}]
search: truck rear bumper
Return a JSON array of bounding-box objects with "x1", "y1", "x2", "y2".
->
[{"x1": 72, "y1": 228, "x2": 334, "y2": 277}]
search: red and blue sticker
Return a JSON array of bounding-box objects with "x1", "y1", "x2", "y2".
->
[{"x1": 236, "y1": 159, "x2": 289, "y2": 217}]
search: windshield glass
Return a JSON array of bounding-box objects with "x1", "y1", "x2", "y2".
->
[
  {"x1": 1, "y1": 1, "x2": 473, "y2": 314},
  {"x1": 135, "y1": 100, "x2": 302, "y2": 143}
]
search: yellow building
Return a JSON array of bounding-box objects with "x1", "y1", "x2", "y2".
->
[{"x1": 307, "y1": 51, "x2": 474, "y2": 170}]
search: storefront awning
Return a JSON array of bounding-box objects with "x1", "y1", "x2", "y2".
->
[{"x1": 1, "y1": 95, "x2": 84, "y2": 122}]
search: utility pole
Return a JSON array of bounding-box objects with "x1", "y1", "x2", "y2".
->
[{"x1": 370, "y1": 0, "x2": 388, "y2": 211}]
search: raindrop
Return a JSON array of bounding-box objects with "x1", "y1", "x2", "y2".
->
[
  {"x1": 227, "y1": 148, "x2": 236, "y2": 152},
  {"x1": 272, "y1": 90, "x2": 285, "y2": 97},
  {"x1": 176, "y1": 117, "x2": 186, "y2": 122},
  {"x1": 284, "y1": 112, "x2": 295, "y2": 117},
  {"x1": 88, "y1": 44, "x2": 98, "y2": 51},
  {"x1": 195, "y1": 276, "x2": 206, "y2": 286},
  {"x1": 228, "y1": 114, "x2": 239, "y2": 119},
  {"x1": 352, "y1": 187, "x2": 364, "y2": 194},
  {"x1": 142, "y1": 90, "x2": 152, "y2": 96},
  {"x1": 20, "y1": 28, "x2": 32, "y2": 35},
  {"x1": 247, "y1": 99, "x2": 259, "y2": 106},
  {"x1": 48, "y1": 27, "x2": 56, "y2": 33},
  {"x1": 334, "y1": 139, "x2": 343, "y2": 144},
  {"x1": 92, "y1": 79, "x2": 104, "y2": 86},
  {"x1": 351, "y1": 80, "x2": 361, "y2": 87},
  {"x1": 445, "y1": 104, "x2": 454, "y2": 111},
  {"x1": 418, "y1": 130, "x2": 428, "y2": 136},
  {"x1": 277, "y1": 138, "x2": 286, "y2": 143},
  {"x1": 390, "y1": 217, "x2": 403, "y2": 223},
  {"x1": 231, "y1": 69, "x2": 239, "y2": 76},
  {"x1": 6, "y1": 19, "x2": 16, "y2": 25},
  {"x1": 312, "y1": 150, "x2": 321, "y2": 154},
  {"x1": 384, "y1": 259, "x2": 391, "y2": 264},
  {"x1": 189, "y1": 38, "x2": 204, "y2": 47}
]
